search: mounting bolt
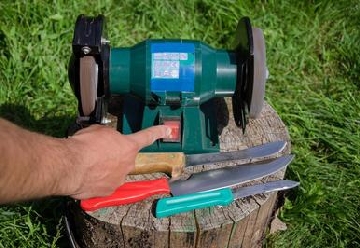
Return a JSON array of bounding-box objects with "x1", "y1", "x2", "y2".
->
[
  {"x1": 82, "y1": 46, "x2": 91, "y2": 55},
  {"x1": 101, "y1": 37, "x2": 110, "y2": 44},
  {"x1": 101, "y1": 117, "x2": 112, "y2": 125}
]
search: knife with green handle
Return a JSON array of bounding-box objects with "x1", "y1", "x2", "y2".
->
[{"x1": 155, "y1": 180, "x2": 300, "y2": 218}]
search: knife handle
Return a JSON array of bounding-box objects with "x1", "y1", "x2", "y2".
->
[
  {"x1": 131, "y1": 152, "x2": 186, "y2": 178},
  {"x1": 155, "y1": 188, "x2": 234, "y2": 218},
  {"x1": 80, "y1": 178, "x2": 171, "y2": 211}
]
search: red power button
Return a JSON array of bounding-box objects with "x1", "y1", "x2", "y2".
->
[{"x1": 163, "y1": 119, "x2": 181, "y2": 142}]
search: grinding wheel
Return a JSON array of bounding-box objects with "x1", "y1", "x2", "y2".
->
[
  {"x1": 79, "y1": 56, "x2": 98, "y2": 116},
  {"x1": 249, "y1": 27, "x2": 267, "y2": 118}
]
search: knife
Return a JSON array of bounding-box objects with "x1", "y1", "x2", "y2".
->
[
  {"x1": 155, "y1": 180, "x2": 300, "y2": 218},
  {"x1": 132, "y1": 141, "x2": 287, "y2": 178},
  {"x1": 80, "y1": 155, "x2": 293, "y2": 211}
]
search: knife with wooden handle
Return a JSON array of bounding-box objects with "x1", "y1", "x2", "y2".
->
[{"x1": 132, "y1": 141, "x2": 286, "y2": 178}]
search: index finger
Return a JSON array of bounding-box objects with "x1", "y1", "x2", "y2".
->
[{"x1": 127, "y1": 125, "x2": 171, "y2": 150}]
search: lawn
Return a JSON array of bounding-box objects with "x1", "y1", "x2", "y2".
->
[{"x1": 0, "y1": 0, "x2": 359, "y2": 247}]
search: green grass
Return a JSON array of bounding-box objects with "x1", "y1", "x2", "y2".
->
[{"x1": 0, "y1": 0, "x2": 359, "y2": 247}]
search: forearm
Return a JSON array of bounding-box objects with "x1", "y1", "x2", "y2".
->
[
  {"x1": 0, "y1": 118, "x2": 169, "y2": 203},
  {"x1": 0, "y1": 118, "x2": 74, "y2": 203}
]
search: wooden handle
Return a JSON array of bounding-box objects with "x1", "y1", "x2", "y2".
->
[{"x1": 130, "y1": 152, "x2": 186, "y2": 178}]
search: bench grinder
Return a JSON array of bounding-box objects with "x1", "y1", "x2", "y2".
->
[{"x1": 68, "y1": 14, "x2": 267, "y2": 153}]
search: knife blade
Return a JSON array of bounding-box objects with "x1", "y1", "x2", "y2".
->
[
  {"x1": 155, "y1": 180, "x2": 300, "y2": 218},
  {"x1": 132, "y1": 141, "x2": 287, "y2": 178},
  {"x1": 80, "y1": 155, "x2": 293, "y2": 211}
]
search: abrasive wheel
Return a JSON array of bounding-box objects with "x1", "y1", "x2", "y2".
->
[{"x1": 249, "y1": 27, "x2": 267, "y2": 118}]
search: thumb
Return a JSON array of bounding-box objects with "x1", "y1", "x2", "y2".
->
[{"x1": 127, "y1": 125, "x2": 171, "y2": 150}]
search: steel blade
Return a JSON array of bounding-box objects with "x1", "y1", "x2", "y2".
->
[
  {"x1": 233, "y1": 180, "x2": 299, "y2": 199},
  {"x1": 170, "y1": 155, "x2": 293, "y2": 196},
  {"x1": 185, "y1": 141, "x2": 286, "y2": 167}
]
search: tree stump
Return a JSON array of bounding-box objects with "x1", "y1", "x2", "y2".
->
[{"x1": 65, "y1": 98, "x2": 291, "y2": 248}]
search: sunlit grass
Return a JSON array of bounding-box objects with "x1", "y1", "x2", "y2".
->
[{"x1": 0, "y1": 0, "x2": 359, "y2": 247}]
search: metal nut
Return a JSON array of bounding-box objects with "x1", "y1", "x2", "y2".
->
[{"x1": 82, "y1": 46, "x2": 91, "y2": 55}]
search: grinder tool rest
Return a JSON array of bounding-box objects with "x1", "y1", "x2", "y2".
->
[{"x1": 68, "y1": 14, "x2": 268, "y2": 153}]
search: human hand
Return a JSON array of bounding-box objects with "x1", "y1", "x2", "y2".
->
[{"x1": 62, "y1": 125, "x2": 171, "y2": 199}]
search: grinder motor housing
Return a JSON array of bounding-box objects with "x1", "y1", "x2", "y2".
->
[{"x1": 68, "y1": 14, "x2": 267, "y2": 154}]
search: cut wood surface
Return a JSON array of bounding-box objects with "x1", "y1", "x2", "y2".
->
[{"x1": 66, "y1": 98, "x2": 291, "y2": 248}]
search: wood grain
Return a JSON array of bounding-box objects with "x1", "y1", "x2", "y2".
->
[{"x1": 131, "y1": 152, "x2": 185, "y2": 178}]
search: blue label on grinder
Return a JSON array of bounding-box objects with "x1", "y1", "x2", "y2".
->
[{"x1": 151, "y1": 42, "x2": 195, "y2": 92}]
